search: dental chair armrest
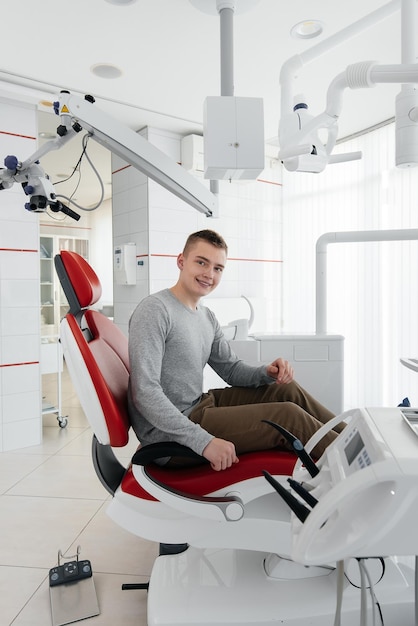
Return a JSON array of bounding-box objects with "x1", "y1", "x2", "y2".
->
[
  {"x1": 304, "y1": 412, "x2": 350, "y2": 456},
  {"x1": 293, "y1": 412, "x2": 351, "y2": 481},
  {"x1": 132, "y1": 441, "x2": 205, "y2": 466},
  {"x1": 132, "y1": 442, "x2": 244, "y2": 522}
]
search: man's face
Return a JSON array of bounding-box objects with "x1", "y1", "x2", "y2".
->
[{"x1": 177, "y1": 239, "x2": 227, "y2": 299}]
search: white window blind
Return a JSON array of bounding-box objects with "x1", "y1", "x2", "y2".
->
[{"x1": 282, "y1": 123, "x2": 418, "y2": 409}]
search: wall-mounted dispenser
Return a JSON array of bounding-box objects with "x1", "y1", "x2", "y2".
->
[{"x1": 114, "y1": 242, "x2": 137, "y2": 285}]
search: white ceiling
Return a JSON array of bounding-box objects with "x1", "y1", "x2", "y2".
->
[{"x1": 0, "y1": 0, "x2": 407, "y2": 208}]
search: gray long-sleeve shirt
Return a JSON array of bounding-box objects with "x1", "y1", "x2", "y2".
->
[{"x1": 127, "y1": 289, "x2": 273, "y2": 455}]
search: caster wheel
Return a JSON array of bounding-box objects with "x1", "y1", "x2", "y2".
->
[{"x1": 58, "y1": 416, "x2": 68, "y2": 428}]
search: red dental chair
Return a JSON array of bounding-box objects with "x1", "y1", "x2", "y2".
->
[{"x1": 54, "y1": 250, "x2": 299, "y2": 624}]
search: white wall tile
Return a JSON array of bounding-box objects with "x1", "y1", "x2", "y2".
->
[
  {"x1": 149, "y1": 256, "x2": 178, "y2": 285},
  {"x1": 147, "y1": 128, "x2": 181, "y2": 161},
  {"x1": 128, "y1": 206, "x2": 149, "y2": 234},
  {"x1": 1, "y1": 279, "x2": 39, "y2": 308},
  {"x1": 3, "y1": 390, "x2": 41, "y2": 423},
  {"x1": 149, "y1": 205, "x2": 200, "y2": 233},
  {"x1": 149, "y1": 278, "x2": 177, "y2": 294},
  {"x1": 0, "y1": 190, "x2": 36, "y2": 222},
  {"x1": 0, "y1": 99, "x2": 37, "y2": 136},
  {"x1": 112, "y1": 211, "x2": 131, "y2": 238},
  {"x1": 0, "y1": 99, "x2": 41, "y2": 451},
  {"x1": 0, "y1": 251, "x2": 39, "y2": 280},
  {"x1": 3, "y1": 418, "x2": 42, "y2": 451},
  {"x1": 0, "y1": 219, "x2": 39, "y2": 250},
  {"x1": 1, "y1": 307, "x2": 40, "y2": 337},
  {"x1": 148, "y1": 180, "x2": 198, "y2": 213},
  {"x1": 112, "y1": 163, "x2": 147, "y2": 194},
  {"x1": 2, "y1": 333, "x2": 40, "y2": 365},
  {"x1": 1, "y1": 363, "x2": 39, "y2": 395}
]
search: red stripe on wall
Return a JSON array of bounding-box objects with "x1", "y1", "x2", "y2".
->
[
  {"x1": 142, "y1": 253, "x2": 282, "y2": 263},
  {"x1": 0, "y1": 130, "x2": 36, "y2": 140},
  {"x1": 111, "y1": 163, "x2": 281, "y2": 187},
  {"x1": 228, "y1": 257, "x2": 282, "y2": 263},
  {"x1": 112, "y1": 164, "x2": 131, "y2": 174},
  {"x1": 39, "y1": 222, "x2": 91, "y2": 230},
  {"x1": 0, "y1": 248, "x2": 38, "y2": 253},
  {"x1": 256, "y1": 178, "x2": 282, "y2": 186},
  {"x1": 0, "y1": 361, "x2": 39, "y2": 368}
]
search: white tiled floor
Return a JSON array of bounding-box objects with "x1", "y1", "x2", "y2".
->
[{"x1": 1, "y1": 366, "x2": 158, "y2": 626}]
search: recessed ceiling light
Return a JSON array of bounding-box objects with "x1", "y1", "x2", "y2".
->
[
  {"x1": 91, "y1": 63, "x2": 123, "y2": 79},
  {"x1": 291, "y1": 20, "x2": 324, "y2": 40},
  {"x1": 104, "y1": 0, "x2": 138, "y2": 5}
]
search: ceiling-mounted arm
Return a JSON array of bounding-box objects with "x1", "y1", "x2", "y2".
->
[
  {"x1": 277, "y1": 0, "x2": 418, "y2": 173},
  {"x1": 56, "y1": 92, "x2": 217, "y2": 217},
  {"x1": 218, "y1": 0, "x2": 234, "y2": 97},
  {"x1": 280, "y1": 58, "x2": 418, "y2": 171},
  {"x1": 0, "y1": 91, "x2": 218, "y2": 218}
]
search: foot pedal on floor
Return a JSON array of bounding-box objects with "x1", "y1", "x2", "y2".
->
[{"x1": 49, "y1": 546, "x2": 100, "y2": 626}]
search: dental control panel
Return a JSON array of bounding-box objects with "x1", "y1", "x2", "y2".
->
[{"x1": 268, "y1": 407, "x2": 418, "y2": 565}]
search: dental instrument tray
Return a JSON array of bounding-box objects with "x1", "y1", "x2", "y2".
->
[{"x1": 400, "y1": 406, "x2": 418, "y2": 436}]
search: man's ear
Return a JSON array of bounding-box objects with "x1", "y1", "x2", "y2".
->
[{"x1": 177, "y1": 253, "x2": 184, "y2": 270}]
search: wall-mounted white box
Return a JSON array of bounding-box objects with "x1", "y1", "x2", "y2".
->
[
  {"x1": 181, "y1": 134, "x2": 204, "y2": 172},
  {"x1": 114, "y1": 242, "x2": 137, "y2": 285},
  {"x1": 203, "y1": 96, "x2": 265, "y2": 180}
]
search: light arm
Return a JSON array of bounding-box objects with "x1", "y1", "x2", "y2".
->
[
  {"x1": 0, "y1": 91, "x2": 218, "y2": 219},
  {"x1": 56, "y1": 92, "x2": 217, "y2": 217}
]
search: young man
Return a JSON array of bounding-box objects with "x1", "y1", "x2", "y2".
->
[{"x1": 128, "y1": 229, "x2": 342, "y2": 471}]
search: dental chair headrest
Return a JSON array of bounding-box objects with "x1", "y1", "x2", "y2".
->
[{"x1": 55, "y1": 250, "x2": 102, "y2": 314}]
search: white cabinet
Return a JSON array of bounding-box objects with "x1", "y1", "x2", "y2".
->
[
  {"x1": 40, "y1": 235, "x2": 89, "y2": 336},
  {"x1": 40, "y1": 235, "x2": 88, "y2": 428}
]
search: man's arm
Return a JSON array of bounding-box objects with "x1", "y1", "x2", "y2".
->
[{"x1": 128, "y1": 297, "x2": 213, "y2": 455}]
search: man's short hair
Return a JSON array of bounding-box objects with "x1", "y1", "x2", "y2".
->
[{"x1": 183, "y1": 230, "x2": 228, "y2": 255}]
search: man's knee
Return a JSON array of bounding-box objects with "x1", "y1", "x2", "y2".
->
[
  {"x1": 264, "y1": 381, "x2": 302, "y2": 402},
  {"x1": 271, "y1": 400, "x2": 304, "y2": 415}
]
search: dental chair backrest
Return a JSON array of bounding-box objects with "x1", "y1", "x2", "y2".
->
[{"x1": 55, "y1": 250, "x2": 130, "y2": 447}]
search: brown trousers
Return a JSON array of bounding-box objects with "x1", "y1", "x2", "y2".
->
[{"x1": 188, "y1": 381, "x2": 343, "y2": 460}]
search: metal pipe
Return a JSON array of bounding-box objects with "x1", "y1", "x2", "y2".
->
[
  {"x1": 219, "y1": 5, "x2": 234, "y2": 96},
  {"x1": 316, "y1": 228, "x2": 418, "y2": 333},
  {"x1": 280, "y1": 0, "x2": 400, "y2": 117},
  {"x1": 401, "y1": 0, "x2": 416, "y2": 67}
]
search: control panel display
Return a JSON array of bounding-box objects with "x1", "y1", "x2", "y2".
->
[
  {"x1": 343, "y1": 428, "x2": 371, "y2": 470},
  {"x1": 345, "y1": 431, "x2": 364, "y2": 465}
]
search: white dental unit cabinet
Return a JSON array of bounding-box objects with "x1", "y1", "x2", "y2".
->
[
  {"x1": 143, "y1": 406, "x2": 418, "y2": 626},
  {"x1": 288, "y1": 406, "x2": 418, "y2": 564},
  {"x1": 254, "y1": 333, "x2": 344, "y2": 414},
  {"x1": 203, "y1": 297, "x2": 344, "y2": 414}
]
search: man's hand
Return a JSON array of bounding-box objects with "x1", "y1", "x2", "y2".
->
[
  {"x1": 203, "y1": 438, "x2": 239, "y2": 471},
  {"x1": 266, "y1": 357, "x2": 294, "y2": 384}
]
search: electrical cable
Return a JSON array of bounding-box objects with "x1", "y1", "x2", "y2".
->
[
  {"x1": 333, "y1": 560, "x2": 345, "y2": 626},
  {"x1": 359, "y1": 560, "x2": 379, "y2": 626},
  {"x1": 358, "y1": 558, "x2": 369, "y2": 626},
  {"x1": 344, "y1": 558, "x2": 385, "y2": 626},
  {"x1": 363, "y1": 561, "x2": 384, "y2": 626},
  {"x1": 54, "y1": 133, "x2": 105, "y2": 212},
  {"x1": 415, "y1": 555, "x2": 418, "y2": 626}
]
